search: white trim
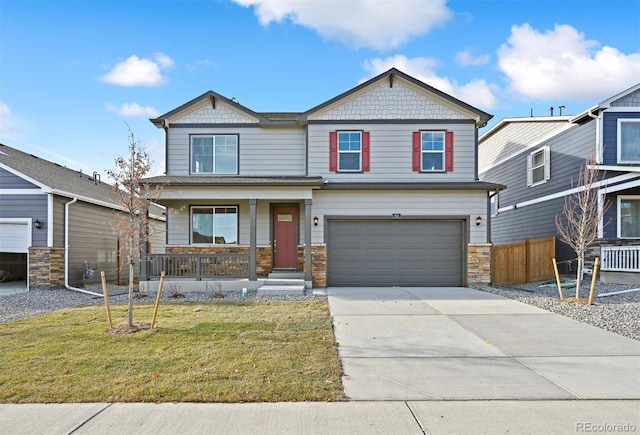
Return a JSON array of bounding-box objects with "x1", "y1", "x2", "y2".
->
[
  {"x1": 617, "y1": 118, "x2": 640, "y2": 164},
  {"x1": 499, "y1": 173, "x2": 639, "y2": 212},
  {"x1": 527, "y1": 146, "x2": 550, "y2": 187},
  {"x1": 0, "y1": 189, "x2": 45, "y2": 195},
  {"x1": 47, "y1": 193, "x2": 54, "y2": 247},
  {"x1": 601, "y1": 178, "x2": 640, "y2": 194},
  {"x1": 589, "y1": 165, "x2": 640, "y2": 173},
  {"x1": 603, "y1": 107, "x2": 640, "y2": 113},
  {"x1": 618, "y1": 195, "x2": 640, "y2": 239}
]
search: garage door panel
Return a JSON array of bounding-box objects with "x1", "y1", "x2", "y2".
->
[
  {"x1": 327, "y1": 219, "x2": 464, "y2": 287},
  {"x1": 0, "y1": 223, "x2": 30, "y2": 253}
]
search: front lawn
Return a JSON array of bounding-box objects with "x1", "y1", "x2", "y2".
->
[{"x1": 0, "y1": 300, "x2": 344, "y2": 403}]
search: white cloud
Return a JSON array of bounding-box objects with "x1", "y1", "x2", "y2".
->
[
  {"x1": 455, "y1": 49, "x2": 490, "y2": 66},
  {"x1": 186, "y1": 59, "x2": 217, "y2": 73},
  {"x1": 231, "y1": 0, "x2": 452, "y2": 50},
  {"x1": 362, "y1": 55, "x2": 499, "y2": 110},
  {"x1": 106, "y1": 103, "x2": 160, "y2": 118},
  {"x1": 498, "y1": 24, "x2": 640, "y2": 101},
  {"x1": 100, "y1": 53, "x2": 174, "y2": 87}
]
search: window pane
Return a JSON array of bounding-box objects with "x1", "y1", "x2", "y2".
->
[
  {"x1": 339, "y1": 153, "x2": 360, "y2": 170},
  {"x1": 620, "y1": 123, "x2": 640, "y2": 161},
  {"x1": 422, "y1": 153, "x2": 443, "y2": 171},
  {"x1": 421, "y1": 132, "x2": 444, "y2": 151},
  {"x1": 191, "y1": 137, "x2": 213, "y2": 173},
  {"x1": 532, "y1": 166, "x2": 545, "y2": 183},
  {"x1": 338, "y1": 132, "x2": 361, "y2": 151},
  {"x1": 620, "y1": 199, "x2": 640, "y2": 237},
  {"x1": 532, "y1": 150, "x2": 545, "y2": 167},
  {"x1": 215, "y1": 207, "x2": 237, "y2": 244},
  {"x1": 214, "y1": 136, "x2": 238, "y2": 173},
  {"x1": 192, "y1": 208, "x2": 213, "y2": 243}
]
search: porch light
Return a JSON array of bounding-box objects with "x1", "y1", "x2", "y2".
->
[
  {"x1": 34, "y1": 219, "x2": 42, "y2": 230},
  {"x1": 313, "y1": 216, "x2": 319, "y2": 226},
  {"x1": 475, "y1": 216, "x2": 482, "y2": 226}
]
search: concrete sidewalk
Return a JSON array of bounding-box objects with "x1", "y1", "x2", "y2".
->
[
  {"x1": 1, "y1": 401, "x2": 638, "y2": 435},
  {"x1": 328, "y1": 287, "x2": 640, "y2": 401}
]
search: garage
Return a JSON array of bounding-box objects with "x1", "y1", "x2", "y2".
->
[
  {"x1": 327, "y1": 219, "x2": 465, "y2": 287},
  {"x1": 0, "y1": 221, "x2": 29, "y2": 283}
]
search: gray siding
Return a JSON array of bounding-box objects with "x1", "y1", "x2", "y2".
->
[
  {"x1": 166, "y1": 127, "x2": 306, "y2": 176},
  {"x1": 0, "y1": 167, "x2": 38, "y2": 188},
  {"x1": 307, "y1": 122, "x2": 477, "y2": 182},
  {"x1": 0, "y1": 194, "x2": 48, "y2": 247},
  {"x1": 602, "y1": 112, "x2": 640, "y2": 165},
  {"x1": 603, "y1": 187, "x2": 640, "y2": 239}
]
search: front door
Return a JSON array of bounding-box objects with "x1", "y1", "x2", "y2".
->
[{"x1": 273, "y1": 206, "x2": 298, "y2": 269}]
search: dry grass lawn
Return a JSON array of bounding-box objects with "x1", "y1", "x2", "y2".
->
[{"x1": 0, "y1": 300, "x2": 344, "y2": 403}]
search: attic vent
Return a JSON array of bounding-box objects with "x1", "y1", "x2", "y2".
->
[{"x1": 92, "y1": 171, "x2": 101, "y2": 185}]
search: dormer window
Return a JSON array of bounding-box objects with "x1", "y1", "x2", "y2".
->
[{"x1": 191, "y1": 135, "x2": 238, "y2": 174}]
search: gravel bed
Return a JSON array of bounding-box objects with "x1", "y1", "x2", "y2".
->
[
  {"x1": 473, "y1": 278, "x2": 640, "y2": 341},
  {"x1": 0, "y1": 285, "x2": 326, "y2": 325}
]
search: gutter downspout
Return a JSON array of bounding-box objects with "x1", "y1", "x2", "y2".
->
[{"x1": 64, "y1": 197, "x2": 103, "y2": 297}]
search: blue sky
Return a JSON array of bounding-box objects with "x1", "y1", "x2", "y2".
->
[{"x1": 1, "y1": 0, "x2": 639, "y2": 177}]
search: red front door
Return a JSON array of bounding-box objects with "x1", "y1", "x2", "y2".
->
[{"x1": 273, "y1": 206, "x2": 297, "y2": 269}]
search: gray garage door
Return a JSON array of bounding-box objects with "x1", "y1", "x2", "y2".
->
[{"x1": 327, "y1": 219, "x2": 464, "y2": 286}]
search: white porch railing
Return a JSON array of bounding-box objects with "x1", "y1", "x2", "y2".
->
[{"x1": 601, "y1": 245, "x2": 640, "y2": 272}]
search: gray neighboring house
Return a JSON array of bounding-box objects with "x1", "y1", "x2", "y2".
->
[
  {"x1": 479, "y1": 83, "x2": 640, "y2": 284},
  {"x1": 0, "y1": 143, "x2": 165, "y2": 290},
  {"x1": 142, "y1": 68, "x2": 504, "y2": 289}
]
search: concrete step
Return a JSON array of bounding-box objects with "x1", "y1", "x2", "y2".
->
[
  {"x1": 268, "y1": 271, "x2": 303, "y2": 279},
  {"x1": 257, "y1": 284, "x2": 305, "y2": 296},
  {"x1": 264, "y1": 278, "x2": 305, "y2": 286}
]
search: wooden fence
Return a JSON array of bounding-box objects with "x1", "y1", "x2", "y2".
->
[{"x1": 492, "y1": 237, "x2": 556, "y2": 285}]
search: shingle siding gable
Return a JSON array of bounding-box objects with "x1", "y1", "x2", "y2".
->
[
  {"x1": 170, "y1": 100, "x2": 258, "y2": 124},
  {"x1": 610, "y1": 89, "x2": 640, "y2": 107},
  {"x1": 308, "y1": 81, "x2": 468, "y2": 121}
]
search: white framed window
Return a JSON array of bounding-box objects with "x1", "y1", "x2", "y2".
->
[
  {"x1": 337, "y1": 131, "x2": 361, "y2": 171},
  {"x1": 191, "y1": 135, "x2": 238, "y2": 174},
  {"x1": 191, "y1": 206, "x2": 238, "y2": 244},
  {"x1": 618, "y1": 195, "x2": 640, "y2": 238},
  {"x1": 527, "y1": 146, "x2": 550, "y2": 186},
  {"x1": 421, "y1": 131, "x2": 445, "y2": 172},
  {"x1": 617, "y1": 119, "x2": 640, "y2": 163},
  {"x1": 490, "y1": 192, "x2": 499, "y2": 217}
]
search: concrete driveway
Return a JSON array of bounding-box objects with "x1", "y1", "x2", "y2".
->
[{"x1": 327, "y1": 286, "x2": 640, "y2": 401}]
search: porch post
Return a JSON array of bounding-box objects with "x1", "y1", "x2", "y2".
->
[
  {"x1": 304, "y1": 198, "x2": 312, "y2": 287},
  {"x1": 249, "y1": 199, "x2": 257, "y2": 281}
]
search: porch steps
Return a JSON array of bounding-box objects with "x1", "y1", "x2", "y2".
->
[{"x1": 257, "y1": 275, "x2": 305, "y2": 296}]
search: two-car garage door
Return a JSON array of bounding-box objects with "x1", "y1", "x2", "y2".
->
[{"x1": 327, "y1": 219, "x2": 465, "y2": 287}]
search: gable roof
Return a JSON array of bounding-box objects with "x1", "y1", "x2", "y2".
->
[
  {"x1": 570, "y1": 82, "x2": 640, "y2": 123},
  {"x1": 0, "y1": 143, "x2": 164, "y2": 217},
  {"x1": 151, "y1": 68, "x2": 493, "y2": 128},
  {"x1": 302, "y1": 68, "x2": 493, "y2": 127}
]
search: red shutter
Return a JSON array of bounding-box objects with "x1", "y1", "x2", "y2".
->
[
  {"x1": 412, "y1": 131, "x2": 421, "y2": 171},
  {"x1": 362, "y1": 131, "x2": 370, "y2": 172},
  {"x1": 329, "y1": 131, "x2": 337, "y2": 171},
  {"x1": 445, "y1": 131, "x2": 454, "y2": 172}
]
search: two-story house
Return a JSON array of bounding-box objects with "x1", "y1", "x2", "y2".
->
[
  {"x1": 142, "y1": 68, "x2": 503, "y2": 290},
  {"x1": 479, "y1": 83, "x2": 640, "y2": 284}
]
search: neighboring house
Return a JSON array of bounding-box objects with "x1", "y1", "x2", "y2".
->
[
  {"x1": 479, "y1": 83, "x2": 640, "y2": 284},
  {"x1": 0, "y1": 143, "x2": 165, "y2": 290},
  {"x1": 142, "y1": 68, "x2": 503, "y2": 289}
]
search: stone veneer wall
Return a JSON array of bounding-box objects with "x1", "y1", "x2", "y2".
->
[
  {"x1": 29, "y1": 247, "x2": 65, "y2": 289},
  {"x1": 467, "y1": 243, "x2": 491, "y2": 285}
]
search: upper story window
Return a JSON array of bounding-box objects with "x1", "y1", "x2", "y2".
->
[
  {"x1": 619, "y1": 196, "x2": 640, "y2": 238},
  {"x1": 618, "y1": 119, "x2": 640, "y2": 163},
  {"x1": 191, "y1": 206, "x2": 238, "y2": 244},
  {"x1": 329, "y1": 131, "x2": 370, "y2": 172},
  {"x1": 412, "y1": 130, "x2": 454, "y2": 172},
  {"x1": 527, "y1": 146, "x2": 550, "y2": 187},
  {"x1": 191, "y1": 135, "x2": 238, "y2": 174}
]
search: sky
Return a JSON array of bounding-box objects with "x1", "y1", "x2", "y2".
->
[{"x1": 1, "y1": 0, "x2": 639, "y2": 178}]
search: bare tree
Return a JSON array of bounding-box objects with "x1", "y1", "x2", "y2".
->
[
  {"x1": 555, "y1": 155, "x2": 610, "y2": 300},
  {"x1": 107, "y1": 128, "x2": 158, "y2": 327}
]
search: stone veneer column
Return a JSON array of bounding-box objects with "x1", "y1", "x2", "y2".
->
[
  {"x1": 29, "y1": 247, "x2": 65, "y2": 289},
  {"x1": 467, "y1": 243, "x2": 492, "y2": 285},
  {"x1": 311, "y1": 245, "x2": 326, "y2": 288}
]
